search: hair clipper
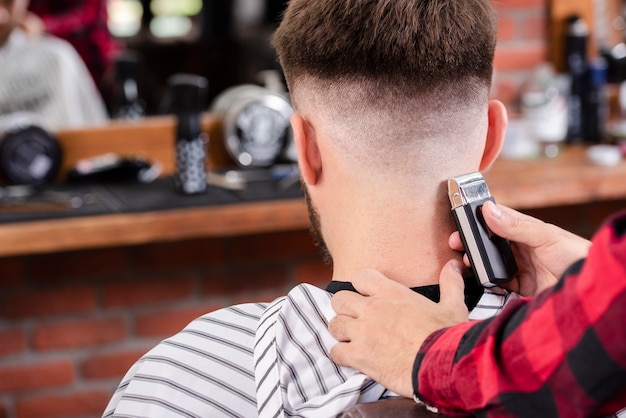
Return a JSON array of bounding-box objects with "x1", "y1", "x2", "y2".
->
[{"x1": 448, "y1": 172, "x2": 518, "y2": 287}]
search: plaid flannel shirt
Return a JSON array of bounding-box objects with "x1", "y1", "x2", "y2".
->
[{"x1": 413, "y1": 211, "x2": 626, "y2": 417}]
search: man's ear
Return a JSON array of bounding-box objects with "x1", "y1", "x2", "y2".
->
[
  {"x1": 479, "y1": 100, "x2": 508, "y2": 171},
  {"x1": 292, "y1": 113, "x2": 322, "y2": 185}
]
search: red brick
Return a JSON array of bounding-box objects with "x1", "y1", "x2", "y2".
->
[
  {"x1": 522, "y1": 16, "x2": 547, "y2": 40},
  {"x1": 29, "y1": 248, "x2": 129, "y2": 283},
  {"x1": 202, "y1": 264, "x2": 290, "y2": 297},
  {"x1": 295, "y1": 260, "x2": 333, "y2": 288},
  {"x1": 497, "y1": 16, "x2": 517, "y2": 41},
  {"x1": 15, "y1": 390, "x2": 111, "y2": 418},
  {"x1": 0, "y1": 402, "x2": 8, "y2": 418},
  {"x1": 229, "y1": 230, "x2": 317, "y2": 262},
  {"x1": 0, "y1": 328, "x2": 27, "y2": 356},
  {"x1": 491, "y1": 77, "x2": 520, "y2": 107},
  {"x1": 0, "y1": 257, "x2": 22, "y2": 291},
  {"x1": 0, "y1": 360, "x2": 74, "y2": 393},
  {"x1": 133, "y1": 238, "x2": 225, "y2": 271},
  {"x1": 103, "y1": 276, "x2": 194, "y2": 308},
  {"x1": 1, "y1": 287, "x2": 96, "y2": 319},
  {"x1": 82, "y1": 348, "x2": 149, "y2": 380},
  {"x1": 494, "y1": 43, "x2": 547, "y2": 71},
  {"x1": 33, "y1": 318, "x2": 126, "y2": 351},
  {"x1": 232, "y1": 288, "x2": 289, "y2": 305},
  {"x1": 135, "y1": 305, "x2": 220, "y2": 337}
]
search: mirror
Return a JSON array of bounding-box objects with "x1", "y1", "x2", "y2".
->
[
  {"x1": 106, "y1": 0, "x2": 287, "y2": 118},
  {"x1": 0, "y1": 0, "x2": 286, "y2": 132}
]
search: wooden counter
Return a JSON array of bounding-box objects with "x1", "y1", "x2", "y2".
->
[
  {"x1": 0, "y1": 116, "x2": 624, "y2": 257},
  {"x1": 0, "y1": 198, "x2": 310, "y2": 257},
  {"x1": 484, "y1": 145, "x2": 626, "y2": 209}
]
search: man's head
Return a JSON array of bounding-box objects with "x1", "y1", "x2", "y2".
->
[
  {"x1": 273, "y1": 0, "x2": 506, "y2": 280},
  {"x1": 0, "y1": 0, "x2": 28, "y2": 45}
]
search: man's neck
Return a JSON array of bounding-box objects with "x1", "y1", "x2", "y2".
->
[{"x1": 328, "y1": 187, "x2": 460, "y2": 288}]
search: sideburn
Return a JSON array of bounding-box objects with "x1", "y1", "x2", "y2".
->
[{"x1": 302, "y1": 183, "x2": 334, "y2": 267}]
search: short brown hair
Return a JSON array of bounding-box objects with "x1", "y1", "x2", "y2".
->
[
  {"x1": 273, "y1": 0, "x2": 499, "y2": 178},
  {"x1": 273, "y1": 0, "x2": 497, "y2": 97}
]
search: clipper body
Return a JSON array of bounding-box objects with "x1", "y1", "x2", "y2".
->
[{"x1": 448, "y1": 172, "x2": 518, "y2": 287}]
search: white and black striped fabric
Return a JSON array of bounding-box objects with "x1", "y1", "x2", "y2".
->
[
  {"x1": 254, "y1": 284, "x2": 510, "y2": 418},
  {"x1": 103, "y1": 303, "x2": 267, "y2": 417},
  {"x1": 103, "y1": 284, "x2": 509, "y2": 417}
]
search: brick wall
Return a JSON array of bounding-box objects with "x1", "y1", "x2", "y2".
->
[
  {"x1": 0, "y1": 1, "x2": 556, "y2": 417},
  {"x1": 1, "y1": 202, "x2": 620, "y2": 418},
  {"x1": 0, "y1": 231, "x2": 332, "y2": 418},
  {"x1": 493, "y1": 0, "x2": 548, "y2": 107}
]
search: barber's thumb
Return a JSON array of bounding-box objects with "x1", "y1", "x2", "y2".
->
[
  {"x1": 439, "y1": 259, "x2": 466, "y2": 308},
  {"x1": 481, "y1": 201, "x2": 522, "y2": 242}
]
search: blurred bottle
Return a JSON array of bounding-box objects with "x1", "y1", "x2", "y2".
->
[
  {"x1": 520, "y1": 64, "x2": 568, "y2": 158},
  {"x1": 169, "y1": 74, "x2": 209, "y2": 195},
  {"x1": 583, "y1": 57, "x2": 609, "y2": 143},
  {"x1": 565, "y1": 15, "x2": 589, "y2": 143},
  {"x1": 111, "y1": 51, "x2": 145, "y2": 119}
]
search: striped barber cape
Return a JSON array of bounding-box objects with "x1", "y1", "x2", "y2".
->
[{"x1": 103, "y1": 283, "x2": 510, "y2": 417}]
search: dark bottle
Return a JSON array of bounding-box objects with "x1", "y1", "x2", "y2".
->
[
  {"x1": 168, "y1": 74, "x2": 209, "y2": 195},
  {"x1": 565, "y1": 15, "x2": 588, "y2": 143},
  {"x1": 583, "y1": 58, "x2": 609, "y2": 143},
  {"x1": 111, "y1": 51, "x2": 145, "y2": 119}
]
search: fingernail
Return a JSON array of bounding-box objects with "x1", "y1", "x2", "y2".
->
[{"x1": 487, "y1": 201, "x2": 502, "y2": 219}]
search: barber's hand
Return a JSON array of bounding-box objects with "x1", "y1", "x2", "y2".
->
[
  {"x1": 449, "y1": 201, "x2": 591, "y2": 297},
  {"x1": 329, "y1": 260, "x2": 469, "y2": 398}
]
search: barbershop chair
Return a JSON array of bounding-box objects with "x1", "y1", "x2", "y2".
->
[{"x1": 340, "y1": 398, "x2": 442, "y2": 418}]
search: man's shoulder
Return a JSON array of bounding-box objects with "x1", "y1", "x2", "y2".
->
[
  {"x1": 256, "y1": 283, "x2": 334, "y2": 348},
  {"x1": 262, "y1": 283, "x2": 332, "y2": 321},
  {"x1": 287, "y1": 282, "x2": 332, "y2": 301}
]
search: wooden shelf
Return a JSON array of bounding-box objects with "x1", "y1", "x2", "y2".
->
[
  {"x1": 0, "y1": 117, "x2": 625, "y2": 257},
  {"x1": 0, "y1": 199, "x2": 309, "y2": 257},
  {"x1": 485, "y1": 145, "x2": 626, "y2": 209}
]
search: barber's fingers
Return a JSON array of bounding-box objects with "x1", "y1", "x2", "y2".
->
[
  {"x1": 331, "y1": 268, "x2": 407, "y2": 317},
  {"x1": 328, "y1": 314, "x2": 352, "y2": 343},
  {"x1": 481, "y1": 201, "x2": 546, "y2": 246},
  {"x1": 450, "y1": 202, "x2": 543, "y2": 250},
  {"x1": 331, "y1": 290, "x2": 364, "y2": 318},
  {"x1": 350, "y1": 267, "x2": 406, "y2": 297},
  {"x1": 438, "y1": 260, "x2": 467, "y2": 313},
  {"x1": 449, "y1": 231, "x2": 463, "y2": 251},
  {"x1": 329, "y1": 315, "x2": 357, "y2": 366}
]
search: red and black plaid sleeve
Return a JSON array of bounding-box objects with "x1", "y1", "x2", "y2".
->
[{"x1": 412, "y1": 211, "x2": 626, "y2": 417}]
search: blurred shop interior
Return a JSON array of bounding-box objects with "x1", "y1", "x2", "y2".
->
[
  {"x1": 1, "y1": 1, "x2": 626, "y2": 417},
  {"x1": 106, "y1": 0, "x2": 287, "y2": 113}
]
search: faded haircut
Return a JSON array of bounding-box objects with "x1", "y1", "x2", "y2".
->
[{"x1": 272, "y1": 0, "x2": 499, "y2": 175}]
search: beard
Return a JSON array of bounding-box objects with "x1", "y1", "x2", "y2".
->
[{"x1": 302, "y1": 183, "x2": 333, "y2": 267}]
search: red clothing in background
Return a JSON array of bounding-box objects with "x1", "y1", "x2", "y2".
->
[
  {"x1": 27, "y1": 0, "x2": 119, "y2": 89},
  {"x1": 413, "y1": 211, "x2": 626, "y2": 417}
]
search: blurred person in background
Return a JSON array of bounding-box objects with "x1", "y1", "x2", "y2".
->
[
  {"x1": 0, "y1": 0, "x2": 108, "y2": 129},
  {"x1": 22, "y1": 0, "x2": 120, "y2": 101}
]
